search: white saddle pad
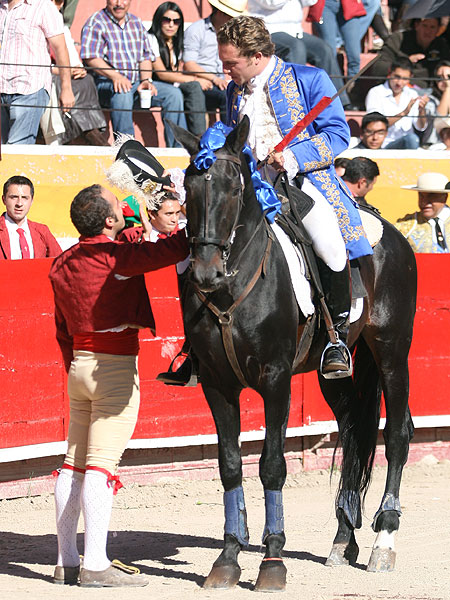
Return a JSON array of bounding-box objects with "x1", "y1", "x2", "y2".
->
[{"x1": 270, "y1": 223, "x2": 365, "y2": 323}]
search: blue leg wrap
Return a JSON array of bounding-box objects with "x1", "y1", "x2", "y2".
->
[
  {"x1": 224, "y1": 486, "x2": 249, "y2": 547},
  {"x1": 337, "y1": 490, "x2": 362, "y2": 529},
  {"x1": 262, "y1": 490, "x2": 284, "y2": 543},
  {"x1": 371, "y1": 492, "x2": 402, "y2": 531}
]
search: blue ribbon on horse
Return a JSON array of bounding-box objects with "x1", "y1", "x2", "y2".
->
[{"x1": 193, "y1": 121, "x2": 282, "y2": 224}]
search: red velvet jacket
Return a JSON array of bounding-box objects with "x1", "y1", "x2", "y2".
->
[
  {"x1": 49, "y1": 230, "x2": 189, "y2": 371},
  {"x1": 0, "y1": 214, "x2": 61, "y2": 259}
]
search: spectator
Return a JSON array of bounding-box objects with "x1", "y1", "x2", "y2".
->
[
  {"x1": 341, "y1": 156, "x2": 380, "y2": 208},
  {"x1": 428, "y1": 116, "x2": 450, "y2": 150},
  {"x1": 49, "y1": 184, "x2": 189, "y2": 587},
  {"x1": 421, "y1": 61, "x2": 450, "y2": 146},
  {"x1": 0, "y1": 175, "x2": 61, "y2": 259},
  {"x1": 0, "y1": 0, "x2": 74, "y2": 145},
  {"x1": 365, "y1": 58, "x2": 428, "y2": 149},
  {"x1": 355, "y1": 111, "x2": 389, "y2": 149},
  {"x1": 334, "y1": 157, "x2": 350, "y2": 176},
  {"x1": 396, "y1": 172, "x2": 450, "y2": 253},
  {"x1": 80, "y1": 0, "x2": 187, "y2": 146},
  {"x1": 247, "y1": 0, "x2": 351, "y2": 107},
  {"x1": 311, "y1": 0, "x2": 381, "y2": 78},
  {"x1": 183, "y1": 0, "x2": 247, "y2": 123},
  {"x1": 354, "y1": 18, "x2": 450, "y2": 106},
  {"x1": 41, "y1": 0, "x2": 109, "y2": 146},
  {"x1": 148, "y1": 2, "x2": 208, "y2": 137}
]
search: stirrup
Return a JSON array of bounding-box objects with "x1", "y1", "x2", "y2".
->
[
  {"x1": 156, "y1": 351, "x2": 198, "y2": 387},
  {"x1": 320, "y1": 340, "x2": 353, "y2": 380}
]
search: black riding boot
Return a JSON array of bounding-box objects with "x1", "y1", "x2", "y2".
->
[
  {"x1": 319, "y1": 264, "x2": 353, "y2": 379},
  {"x1": 156, "y1": 271, "x2": 199, "y2": 387}
]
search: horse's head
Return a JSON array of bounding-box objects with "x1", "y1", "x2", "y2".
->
[{"x1": 170, "y1": 118, "x2": 250, "y2": 293}]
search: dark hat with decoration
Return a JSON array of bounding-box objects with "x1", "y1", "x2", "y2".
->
[{"x1": 106, "y1": 139, "x2": 173, "y2": 211}]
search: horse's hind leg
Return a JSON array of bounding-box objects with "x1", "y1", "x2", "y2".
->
[
  {"x1": 254, "y1": 374, "x2": 291, "y2": 592},
  {"x1": 367, "y1": 351, "x2": 414, "y2": 573},
  {"x1": 201, "y1": 384, "x2": 247, "y2": 589},
  {"x1": 319, "y1": 376, "x2": 362, "y2": 567}
]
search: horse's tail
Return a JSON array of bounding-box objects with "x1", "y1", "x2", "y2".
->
[{"x1": 335, "y1": 335, "x2": 382, "y2": 504}]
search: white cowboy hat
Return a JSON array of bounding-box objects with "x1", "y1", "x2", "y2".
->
[
  {"x1": 434, "y1": 116, "x2": 450, "y2": 136},
  {"x1": 208, "y1": 0, "x2": 247, "y2": 17},
  {"x1": 402, "y1": 172, "x2": 450, "y2": 193}
]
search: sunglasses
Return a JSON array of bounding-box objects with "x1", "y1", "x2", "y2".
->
[{"x1": 162, "y1": 16, "x2": 181, "y2": 25}]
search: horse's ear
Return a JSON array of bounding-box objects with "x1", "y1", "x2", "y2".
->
[
  {"x1": 166, "y1": 120, "x2": 200, "y2": 156},
  {"x1": 225, "y1": 116, "x2": 250, "y2": 155}
]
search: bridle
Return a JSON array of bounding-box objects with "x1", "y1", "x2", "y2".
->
[
  {"x1": 188, "y1": 152, "x2": 243, "y2": 276},
  {"x1": 187, "y1": 149, "x2": 274, "y2": 388}
]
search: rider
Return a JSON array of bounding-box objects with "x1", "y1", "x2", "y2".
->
[{"x1": 214, "y1": 15, "x2": 373, "y2": 377}]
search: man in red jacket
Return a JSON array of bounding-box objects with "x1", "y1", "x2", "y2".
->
[
  {"x1": 0, "y1": 175, "x2": 61, "y2": 259},
  {"x1": 49, "y1": 184, "x2": 189, "y2": 588}
]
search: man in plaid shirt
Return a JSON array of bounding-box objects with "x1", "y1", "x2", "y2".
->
[{"x1": 81, "y1": 0, "x2": 186, "y2": 145}]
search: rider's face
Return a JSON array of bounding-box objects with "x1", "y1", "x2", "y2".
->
[
  {"x1": 219, "y1": 44, "x2": 261, "y2": 86},
  {"x1": 418, "y1": 192, "x2": 448, "y2": 220}
]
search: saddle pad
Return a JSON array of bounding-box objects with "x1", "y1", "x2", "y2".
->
[
  {"x1": 271, "y1": 223, "x2": 365, "y2": 323},
  {"x1": 271, "y1": 222, "x2": 315, "y2": 317},
  {"x1": 360, "y1": 209, "x2": 383, "y2": 247}
]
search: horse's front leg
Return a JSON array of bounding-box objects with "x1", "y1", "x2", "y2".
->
[
  {"x1": 201, "y1": 383, "x2": 247, "y2": 590},
  {"x1": 254, "y1": 372, "x2": 291, "y2": 592}
]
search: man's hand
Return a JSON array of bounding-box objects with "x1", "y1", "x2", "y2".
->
[
  {"x1": 71, "y1": 67, "x2": 87, "y2": 79},
  {"x1": 111, "y1": 72, "x2": 133, "y2": 93},
  {"x1": 213, "y1": 76, "x2": 228, "y2": 90},
  {"x1": 198, "y1": 78, "x2": 213, "y2": 91},
  {"x1": 137, "y1": 80, "x2": 157, "y2": 97},
  {"x1": 139, "y1": 203, "x2": 152, "y2": 241},
  {"x1": 267, "y1": 150, "x2": 285, "y2": 172},
  {"x1": 59, "y1": 87, "x2": 75, "y2": 112},
  {"x1": 417, "y1": 94, "x2": 429, "y2": 114},
  {"x1": 409, "y1": 53, "x2": 425, "y2": 63}
]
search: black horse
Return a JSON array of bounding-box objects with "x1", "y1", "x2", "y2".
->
[{"x1": 170, "y1": 117, "x2": 417, "y2": 591}]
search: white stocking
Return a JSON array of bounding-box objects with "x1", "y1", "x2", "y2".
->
[
  {"x1": 81, "y1": 469, "x2": 114, "y2": 572},
  {"x1": 54, "y1": 468, "x2": 83, "y2": 567}
]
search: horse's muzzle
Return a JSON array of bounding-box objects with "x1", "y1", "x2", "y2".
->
[{"x1": 190, "y1": 250, "x2": 226, "y2": 293}]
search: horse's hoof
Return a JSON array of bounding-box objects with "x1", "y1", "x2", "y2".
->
[
  {"x1": 203, "y1": 563, "x2": 241, "y2": 589},
  {"x1": 367, "y1": 548, "x2": 396, "y2": 572},
  {"x1": 254, "y1": 560, "x2": 287, "y2": 592},
  {"x1": 325, "y1": 543, "x2": 359, "y2": 567}
]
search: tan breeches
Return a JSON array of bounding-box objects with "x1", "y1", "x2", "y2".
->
[{"x1": 64, "y1": 351, "x2": 140, "y2": 474}]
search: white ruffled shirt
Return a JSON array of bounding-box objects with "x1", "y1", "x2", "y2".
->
[{"x1": 237, "y1": 56, "x2": 298, "y2": 182}]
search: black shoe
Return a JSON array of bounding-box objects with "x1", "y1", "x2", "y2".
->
[
  {"x1": 320, "y1": 341, "x2": 353, "y2": 379},
  {"x1": 156, "y1": 355, "x2": 198, "y2": 387}
]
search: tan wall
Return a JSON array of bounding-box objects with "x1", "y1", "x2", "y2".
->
[{"x1": 1, "y1": 147, "x2": 449, "y2": 238}]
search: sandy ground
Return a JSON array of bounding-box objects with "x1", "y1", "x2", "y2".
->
[{"x1": 0, "y1": 456, "x2": 449, "y2": 600}]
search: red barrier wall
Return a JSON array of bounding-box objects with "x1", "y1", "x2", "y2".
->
[{"x1": 0, "y1": 254, "x2": 449, "y2": 456}]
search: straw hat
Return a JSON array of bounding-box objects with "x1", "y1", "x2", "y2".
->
[
  {"x1": 434, "y1": 116, "x2": 450, "y2": 136},
  {"x1": 402, "y1": 172, "x2": 450, "y2": 193},
  {"x1": 208, "y1": 0, "x2": 247, "y2": 17}
]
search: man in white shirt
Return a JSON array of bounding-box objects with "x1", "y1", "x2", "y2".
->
[
  {"x1": 396, "y1": 172, "x2": 450, "y2": 253},
  {"x1": 365, "y1": 57, "x2": 429, "y2": 149},
  {"x1": 0, "y1": 175, "x2": 61, "y2": 260}
]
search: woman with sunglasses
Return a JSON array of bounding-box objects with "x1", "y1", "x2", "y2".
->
[{"x1": 148, "y1": 2, "x2": 207, "y2": 136}]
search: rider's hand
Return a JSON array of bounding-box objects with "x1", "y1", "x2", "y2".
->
[{"x1": 267, "y1": 150, "x2": 285, "y2": 172}]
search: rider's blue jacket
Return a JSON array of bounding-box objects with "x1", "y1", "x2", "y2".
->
[{"x1": 226, "y1": 57, "x2": 373, "y2": 260}]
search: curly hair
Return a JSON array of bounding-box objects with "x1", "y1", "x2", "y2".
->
[
  {"x1": 70, "y1": 185, "x2": 115, "y2": 237},
  {"x1": 217, "y1": 16, "x2": 275, "y2": 58}
]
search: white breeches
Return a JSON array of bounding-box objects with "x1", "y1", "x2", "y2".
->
[{"x1": 300, "y1": 178, "x2": 347, "y2": 272}]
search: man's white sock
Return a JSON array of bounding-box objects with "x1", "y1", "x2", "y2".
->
[{"x1": 54, "y1": 468, "x2": 83, "y2": 567}]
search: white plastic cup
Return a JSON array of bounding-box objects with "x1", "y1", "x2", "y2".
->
[{"x1": 139, "y1": 89, "x2": 152, "y2": 109}]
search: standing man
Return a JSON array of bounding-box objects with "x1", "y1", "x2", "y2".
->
[
  {"x1": 0, "y1": 175, "x2": 61, "y2": 259},
  {"x1": 396, "y1": 172, "x2": 450, "y2": 253},
  {"x1": 217, "y1": 16, "x2": 373, "y2": 376},
  {"x1": 183, "y1": 0, "x2": 246, "y2": 123},
  {"x1": 0, "y1": 0, "x2": 74, "y2": 144},
  {"x1": 80, "y1": 0, "x2": 186, "y2": 145},
  {"x1": 49, "y1": 184, "x2": 189, "y2": 587}
]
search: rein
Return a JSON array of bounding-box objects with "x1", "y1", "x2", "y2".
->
[{"x1": 190, "y1": 151, "x2": 274, "y2": 388}]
